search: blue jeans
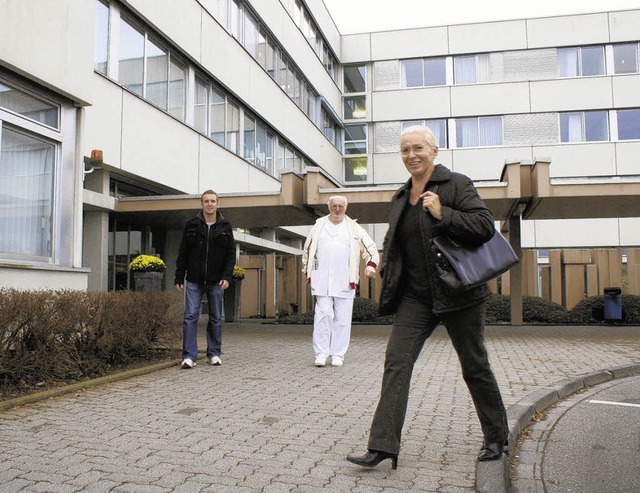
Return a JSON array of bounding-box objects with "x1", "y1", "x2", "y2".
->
[
  {"x1": 368, "y1": 297, "x2": 507, "y2": 454},
  {"x1": 182, "y1": 281, "x2": 223, "y2": 361}
]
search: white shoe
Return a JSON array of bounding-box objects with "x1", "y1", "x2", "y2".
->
[
  {"x1": 331, "y1": 357, "x2": 344, "y2": 367},
  {"x1": 181, "y1": 358, "x2": 196, "y2": 369},
  {"x1": 209, "y1": 355, "x2": 222, "y2": 366},
  {"x1": 314, "y1": 356, "x2": 327, "y2": 367}
]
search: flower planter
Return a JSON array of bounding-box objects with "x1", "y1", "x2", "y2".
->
[
  {"x1": 133, "y1": 271, "x2": 164, "y2": 292},
  {"x1": 224, "y1": 279, "x2": 242, "y2": 322}
]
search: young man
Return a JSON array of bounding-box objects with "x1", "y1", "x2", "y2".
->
[{"x1": 175, "y1": 190, "x2": 236, "y2": 368}]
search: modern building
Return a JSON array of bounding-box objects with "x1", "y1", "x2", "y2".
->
[{"x1": 1, "y1": 0, "x2": 639, "y2": 319}]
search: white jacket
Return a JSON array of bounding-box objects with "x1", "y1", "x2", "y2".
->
[{"x1": 301, "y1": 215, "x2": 380, "y2": 287}]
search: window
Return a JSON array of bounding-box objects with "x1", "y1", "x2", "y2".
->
[
  {"x1": 402, "y1": 120, "x2": 447, "y2": 149},
  {"x1": 118, "y1": 16, "x2": 144, "y2": 96},
  {"x1": 0, "y1": 83, "x2": 59, "y2": 129},
  {"x1": 226, "y1": 101, "x2": 240, "y2": 154},
  {"x1": 243, "y1": 11, "x2": 258, "y2": 60},
  {"x1": 145, "y1": 37, "x2": 168, "y2": 110},
  {"x1": 94, "y1": 0, "x2": 109, "y2": 74},
  {"x1": 0, "y1": 127, "x2": 54, "y2": 258},
  {"x1": 558, "y1": 47, "x2": 605, "y2": 77},
  {"x1": 617, "y1": 109, "x2": 640, "y2": 140},
  {"x1": 401, "y1": 58, "x2": 446, "y2": 87},
  {"x1": 344, "y1": 124, "x2": 367, "y2": 154},
  {"x1": 243, "y1": 114, "x2": 255, "y2": 161},
  {"x1": 454, "y1": 54, "x2": 489, "y2": 84},
  {"x1": 194, "y1": 78, "x2": 208, "y2": 134},
  {"x1": 560, "y1": 111, "x2": 608, "y2": 142},
  {"x1": 456, "y1": 117, "x2": 502, "y2": 147},
  {"x1": 613, "y1": 43, "x2": 638, "y2": 74},
  {"x1": 228, "y1": 0, "x2": 242, "y2": 40},
  {"x1": 344, "y1": 65, "x2": 366, "y2": 93},
  {"x1": 345, "y1": 157, "x2": 367, "y2": 182},
  {"x1": 344, "y1": 95, "x2": 366, "y2": 119},
  {"x1": 210, "y1": 86, "x2": 225, "y2": 145}
]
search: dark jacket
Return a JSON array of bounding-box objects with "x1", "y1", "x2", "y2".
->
[
  {"x1": 174, "y1": 210, "x2": 236, "y2": 285},
  {"x1": 378, "y1": 164, "x2": 494, "y2": 315}
]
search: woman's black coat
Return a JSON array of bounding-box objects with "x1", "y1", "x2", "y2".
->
[{"x1": 378, "y1": 164, "x2": 495, "y2": 315}]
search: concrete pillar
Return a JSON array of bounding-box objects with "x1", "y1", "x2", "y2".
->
[
  {"x1": 265, "y1": 253, "x2": 277, "y2": 318},
  {"x1": 508, "y1": 215, "x2": 523, "y2": 326},
  {"x1": 83, "y1": 211, "x2": 109, "y2": 291}
]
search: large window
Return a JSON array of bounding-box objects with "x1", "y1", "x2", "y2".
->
[
  {"x1": 118, "y1": 16, "x2": 144, "y2": 96},
  {"x1": 344, "y1": 65, "x2": 366, "y2": 93},
  {"x1": 456, "y1": 117, "x2": 503, "y2": 147},
  {"x1": 94, "y1": 0, "x2": 109, "y2": 74},
  {"x1": 344, "y1": 157, "x2": 367, "y2": 182},
  {"x1": 0, "y1": 127, "x2": 54, "y2": 258},
  {"x1": 344, "y1": 96, "x2": 366, "y2": 119},
  {"x1": 454, "y1": 54, "x2": 490, "y2": 84},
  {"x1": 402, "y1": 120, "x2": 447, "y2": 149},
  {"x1": 401, "y1": 58, "x2": 446, "y2": 87},
  {"x1": 344, "y1": 125, "x2": 367, "y2": 154},
  {"x1": 558, "y1": 46, "x2": 605, "y2": 77},
  {"x1": 613, "y1": 43, "x2": 639, "y2": 74},
  {"x1": 617, "y1": 109, "x2": 640, "y2": 140},
  {"x1": 560, "y1": 111, "x2": 608, "y2": 142},
  {"x1": 0, "y1": 83, "x2": 58, "y2": 129}
]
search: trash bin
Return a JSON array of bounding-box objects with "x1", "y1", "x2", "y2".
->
[{"x1": 603, "y1": 287, "x2": 622, "y2": 320}]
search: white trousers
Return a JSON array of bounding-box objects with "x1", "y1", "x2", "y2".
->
[{"x1": 312, "y1": 295, "x2": 354, "y2": 359}]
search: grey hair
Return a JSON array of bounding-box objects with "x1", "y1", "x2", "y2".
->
[
  {"x1": 327, "y1": 195, "x2": 348, "y2": 207},
  {"x1": 400, "y1": 125, "x2": 437, "y2": 148}
]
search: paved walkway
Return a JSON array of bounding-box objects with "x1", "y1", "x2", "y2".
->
[{"x1": 1, "y1": 323, "x2": 639, "y2": 492}]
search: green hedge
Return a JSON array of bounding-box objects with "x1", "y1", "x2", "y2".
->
[
  {"x1": 0, "y1": 289, "x2": 182, "y2": 398},
  {"x1": 278, "y1": 294, "x2": 640, "y2": 325}
]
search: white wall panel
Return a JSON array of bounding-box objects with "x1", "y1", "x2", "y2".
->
[
  {"x1": 609, "y1": 10, "x2": 640, "y2": 43},
  {"x1": 613, "y1": 142, "x2": 640, "y2": 176},
  {"x1": 83, "y1": 77, "x2": 124, "y2": 169},
  {"x1": 450, "y1": 82, "x2": 531, "y2": 117},
  {"x1": 535, "y1": 143, "x2": 616, "y2": 178},
  {"x1": 372, "y1": 153, "x2": 406, "y2": 185},
  {"x1": 370, "y1": 27, "x2": 449, "y2": 61},
  {"x1": 612, "y1": 74, "x2": 640, "y2": 108},
  {"x1": 451, "y1": 147, "x2": 518, "y2": 181},
  {"x1": 341, "y1": 34, "x2": 372, "y2": 63},
  {"x1": 530, "y1": 78, "x2": 613, "y2": 113},
  {"x1": 120, "y1": 93, "x2": 199, "y2": 192},
  {"x1": 0, "y1": 0, "x2": 93, "y2": 104},
  {"x1": 371, "y1": 87, "x2": 451, "y2": 121},
  {"x1": 532, "y1": 218, "x2": 620, "y2": 247},
  {"x1": 448, "y1": 20, "x2": 527, "y2": 54},
  {"x1": 526, "y1": 13, "x2": 610, "y2": 49},
  {"x1": 199, "y1": 138, "x2": 250, "y2": 194},
  {"x1": 620, "y1": 218, "x2": 640, "y2": 245}
]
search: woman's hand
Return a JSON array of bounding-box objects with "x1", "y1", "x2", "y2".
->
[{"x1": 419, "y1": 191, "x2": 443, "y2": 220}]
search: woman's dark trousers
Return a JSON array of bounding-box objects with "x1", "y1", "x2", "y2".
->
[{"x1": 367, "y1": 297, "x2": 508, "y2": 455}]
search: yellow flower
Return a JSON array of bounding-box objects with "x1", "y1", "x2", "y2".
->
[
  {"x1": 233, "y1": 265, "x2": 246, "y2": 280},
  {"x1": 129, "y1": 254, "x2": 166, "y2": 272}
]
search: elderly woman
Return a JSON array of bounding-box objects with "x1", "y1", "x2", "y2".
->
[{"x1": 347, "y1": 126, "x2": 508, "y2": 469}]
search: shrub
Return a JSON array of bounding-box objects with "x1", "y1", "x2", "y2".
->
[
  {"x1": 0, "y1": 289, "x2": 182, "y2": 399},
  {"x1": 569, "y1": 294, "x2": 640, "y2": 324}
]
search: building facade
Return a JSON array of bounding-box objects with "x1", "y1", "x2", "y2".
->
[{"x1": 1, "y1": 0, "x2": 639, "y2": 315}]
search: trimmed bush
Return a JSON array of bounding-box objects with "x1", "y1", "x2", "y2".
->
[
  {"x1": 0, "y1": 289, "x2": 182, "y2": 398},
  {"x1": 569, "y1": 294, "x2": 640, "y2": 324}
]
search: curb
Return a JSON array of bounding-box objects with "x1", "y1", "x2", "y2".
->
[
  {"x1": 0, "y1": 359, "x2": 179, "y2": 413},
  {"x1": 475, "y1": 363, "x2": 640, "y2": 493}
]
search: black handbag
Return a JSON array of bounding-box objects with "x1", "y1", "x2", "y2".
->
[{"x1": 432, "y1": 230, "x2": 519, "y2": 293}]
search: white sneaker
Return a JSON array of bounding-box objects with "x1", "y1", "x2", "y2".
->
[
  {"x1": 181, "y1": 358, "x2": 196, "y2": 369},
  {"x1": 209, "y1": 355, "x2": 222, "y2": 366},
  {"x1": 331, "y1": 357, "x2": 344, "y2": 367},
  {"x1": 314, "y1": 356, "x2": 327, "y2": 367}
]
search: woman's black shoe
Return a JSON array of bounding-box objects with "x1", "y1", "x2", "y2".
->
[
  {"x1": 346, "y1": 450, "x2": 398, "y2": 470},
  {"x1": 477, "y1": 439, "x2": 509, "y2": 461}
]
